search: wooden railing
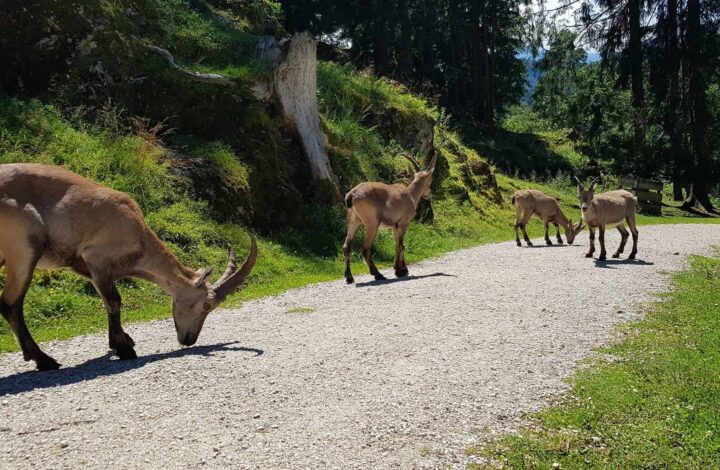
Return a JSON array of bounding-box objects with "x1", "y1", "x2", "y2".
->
[{"x1": 618, "y1": 176, "x2": 663, "y2": 215}]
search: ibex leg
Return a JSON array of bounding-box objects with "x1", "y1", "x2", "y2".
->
[
  {"x1": 362, "y1": 223, "x2": 385, "y2": 281},
  {"x1": 89, "y1": 271, "x2": 137, "y2": 360},
  {"x1": 393, "y1": 225, "x2": 409, "y2": 277},
  {"x1": 586, "y1": 227, "x2": 596, "y2": 258},
  {"x1": 520, "y1": 213, "x2": 533, "y2": 247},
  {"x1": 514, "y1": 210, "x2": 522, "y2": 247},
  {"x1": 544, "y1": 220, "x2": 553, "y2": 245},
  {"x1": 0, "y1": 251, "x2": 60, "y2": 371},
  {"x1": 614, "y1": 225, "x2": 629, "y2": 258},
  {"x1": 554, "y1": 223, "x2": 563, "y2": 244},
  {"x1": 598, "y1": 225, "x2": 607, "y2": 260},
  {"x1": 343, "y1": 216, "x2": 362, "y2": 284},
  {"x1": 627, "y1": 216, "x2": 639, "y2": 259}
]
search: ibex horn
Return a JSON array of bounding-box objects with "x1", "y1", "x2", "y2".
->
[
  {"x1": 426, "y1": 150, "x2": 438, "y2": 172},
  {"x1": 399, "y1": 153, "x2": 421, "y2": 172},
  {"x1": 212, "y1": 233, "x2": 258, "y2": 302},
  {"x1": 214, "y1": 245, "x2": 238, "y2": 287}
]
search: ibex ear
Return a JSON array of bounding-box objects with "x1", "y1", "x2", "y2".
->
[{"x1": 193, "y1": 267, "x2": 215, "y2": 288}]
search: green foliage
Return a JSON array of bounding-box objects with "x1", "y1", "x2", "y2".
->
[
  {"x1": 471, "y1": 253, "x2": 720, "y2": 468},
  {"x1": 532, "y1": 31, "x2": 588, "y2": 126}
]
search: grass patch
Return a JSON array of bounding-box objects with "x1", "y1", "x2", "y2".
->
[
  {"x1": 286, "y1": 307, "x2": 315, "y2": 315},
  {"x1": 469, "y1": 252, "x2": 720, "y2": 468}
]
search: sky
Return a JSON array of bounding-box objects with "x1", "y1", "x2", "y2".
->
[{"x1": 528, "y1": 0, "x2": 600, "y2": 54}]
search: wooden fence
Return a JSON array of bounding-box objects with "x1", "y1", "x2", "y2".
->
[{"x1": 618, "y1": 176, "x2": 663, "y2": 215}]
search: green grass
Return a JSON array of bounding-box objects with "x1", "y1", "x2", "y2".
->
[
  {"x1": 469, "y1": 251, "x2": 720, "y2": 468},
  {"x1": 286, "y1": 307, "x2": 315, "y2": 314}
]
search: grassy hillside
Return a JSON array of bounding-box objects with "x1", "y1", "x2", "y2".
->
[{"x1": 0, "y1": 0, "x2": 716, "y2": 352}]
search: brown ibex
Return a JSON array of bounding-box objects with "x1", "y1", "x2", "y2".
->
[
  {"x1": 512, "y1": 189, "x2": 584, "y2": 246},
  {"x1": 577, "y1": 177, "x2": 640, "y2": 261},
  {"x1": 0, "y1": 163, "x2": 258, "y2": 371},
  {"x1": 342, "y1": 152, "x2": 437, "y2": 284}
]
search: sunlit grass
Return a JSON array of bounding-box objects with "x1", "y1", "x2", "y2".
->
[{"x1": 470, "y1": 252, "x2": 720, "y2": 468}]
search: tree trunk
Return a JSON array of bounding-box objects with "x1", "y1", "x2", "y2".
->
[
  {"x1": 268, "y1": 33, "x2": 338, "y2": 191},
  {"x1": 628, "y1": 0, "x2": 644, "y2": 108},
  {"x1": 682, "y1": 0, "x2": 714, "y2": 213},
  {"x1": 672, "y1": 180, "x2": 684, "y2": 201},
  {"x1": 665, "y1": 0, "x2": 683, "y2": 200},
  {"x1": 628, "y1": 0, "x2": 646, "y2": 170},
  {"x1": 396, "y1": 0, "x2": 413, "y2": 78}
]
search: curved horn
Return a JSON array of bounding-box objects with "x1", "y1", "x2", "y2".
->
[
  {"x1": 399, "y1": 153, "x2": 421, "y2": 172},
  {"x1": 212, "y1": 234, "x2": 258, "y2": 303},
  {"x1": 426, "y1": 150, "x2": 438, "y2": 172},
  {"x1": 213, "y1": 245, "x2": 238, "y2": 288}
]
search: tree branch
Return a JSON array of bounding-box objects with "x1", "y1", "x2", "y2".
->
[{"x1": 142, "y1": 41, "x2": 236, "y2": 87}]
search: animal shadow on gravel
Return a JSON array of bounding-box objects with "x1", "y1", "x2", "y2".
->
[
  {"x1": 355, "y1": 272, "x2": 456, "y2": 287},
  {"x1": 593, "y1": 258, "x2": 655, "y2": 269},
  {"x1": 0, "y1": 342, "x2": 263, "y2": 397},
  {"x1": 525, "y1": 243, "x2": 572, "y2": 249}
]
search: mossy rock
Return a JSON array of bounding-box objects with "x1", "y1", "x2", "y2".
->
[
  {"x1": 459, "y1": 156, "x2": 497, "y2": 192},
  {"x1": 374, "y1": 106, "x2": 435, "y2": 153}
]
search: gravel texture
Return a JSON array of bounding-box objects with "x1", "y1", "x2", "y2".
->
[{"x1": 0, "y1": 224, "x2": 718, "y2": 469}]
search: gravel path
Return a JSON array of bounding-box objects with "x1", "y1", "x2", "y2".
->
[{"x1": 0, "y1": 224, "x2": 718, "y2": 469}]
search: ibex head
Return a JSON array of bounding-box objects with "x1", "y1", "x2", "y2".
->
[
  {"x1": 402, "y1": 151, "x2": 438, "y2": 201},
  {"x1": 576, "y1": 176, "x2": 599, "y2": 213},
  {"x1": 564, "y1": 219, "x2": 585, "y2": 244},
  {"x1": 173, "y1": 235, "x2": 258, "y2": 346}
]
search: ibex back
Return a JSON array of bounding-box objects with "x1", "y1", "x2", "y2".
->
[
  {"x1": 0, "y1": 164, "x2": 257, "y2": 371},
  {"x1": 343, "y1": 152, "x2": 437, "y2": 283}
]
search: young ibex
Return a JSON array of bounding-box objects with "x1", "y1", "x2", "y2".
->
[
  {"x1": 512, "y1": 189, "x2": 584, "y2": 246},
  {"x1": 343, "y1": 152, "x2": 437, "y2": 284},
  {"x1": 0, "y1": 163, "x2": 258, "y2": 371},
  {"x1": 577, "y1": 177, "x2": 640, "y2": 260}
]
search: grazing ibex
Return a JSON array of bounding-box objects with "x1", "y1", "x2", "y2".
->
[
  {"x1": 512, "y1": 189, "x2": 584, "y2": 246},
  {"x1": 0, "y1": 163, "x2": 258, "y2": 371},
  {"x1": 343, "y1": 152, "x2": 437, "y2": 284},
  {"x1": 577, "y1": 177, "x2": 640, "y2": 261}
]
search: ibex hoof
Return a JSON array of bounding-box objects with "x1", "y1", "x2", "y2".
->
[
  {"x1": 395, "y1": 269, "x2": 409, "y2": 278},
  {"x1": 598, "y1": 255, "x2": 607, "y2": 261},
  {"x1": 545, "y1": 240, "x2": 553, "y2": 246},
  {"x1": 557, "y1": 239, "x2": 564, "y2": 244},
  {"x1": 36, "y1": 354, "x2": 61, "y2": 371},
  {"x1": 116, "y1": 345, "x2": 138, "y2": 361},
  {"x1": 612, "y1": 253, "x2": 621, "y2": 258},
  {"x1": 526, "y1": 241, "x2": 534, "y2": 247},
  {"x1": 628, "y1": 253, "x2": 637, "y2": 260},
  {"x1": 516, "y1": 240, "x2": 522, "y2": 247},
  {"x1": 345, "y1": 277, "x2": 355, "y2": 284},
  {"x1": 585, "y1": 253, "x2": 593, "y2": 258},
  {"x1": 110, "y1": 332, "x2": 135, "y2": 349},
  {"x1": 374, "y1": 274, "x2": 386, "y2": 281}
]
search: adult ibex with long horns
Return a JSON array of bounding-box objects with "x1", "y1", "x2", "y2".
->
[
  {"x1": 342, "y1": 152, "x2": 437, "y2": 284},
  {"x1": 0, "y1": 164, "x2": 258, "y2": 371}
]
